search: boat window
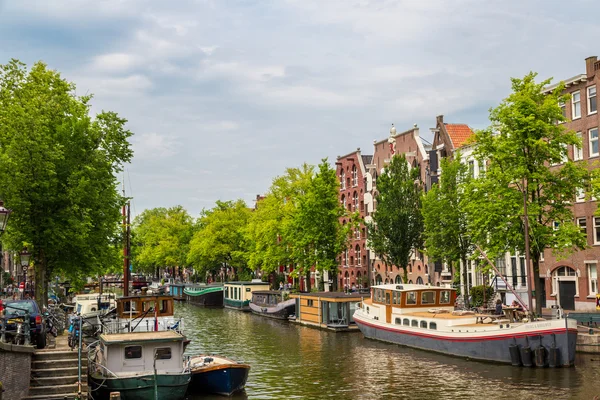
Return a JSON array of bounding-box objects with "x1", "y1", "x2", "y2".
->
[
  {"x1": 403, "y1": 318, "x2": 410, "y2": 326},
  {"x1": 142, "y1": 301, "x2": 155, "y2": 312},
  {"x1": 160, "y1": 300, "x2": 169, "y2": 314},
  {"x1": 429, "y1": 322, "x2": 437, "y2": 330},
  {"x1": 411, "y1": 320, "x2": 418, "y2": 327},
  {"x1": 440, "y1": 291, "x2": 450, "y2": 304},
  {"x1": 392, "y1": 292, "x2": 397, "y2": 305},
  {"x1": 155, "y1": 347, "x2": 171, "y2": 360},
  {"x1": 395, "y1": 318, "x2": 401, "y2": 325},
  {"x1": 385, "y1": 292, "x2": 391, "y2": 305},
  {"x1": 421, "y1": 291, "x2": 435, "y2": 305},
  {"x1": 420, "y1": 321, "x2": 427, "y2": 328},
  {"x1": 406, "y1": 292, "x2": 417, "y2": 305},
  {"x1": 123, "y1": 300, "x2": 137, "y2": 313},
  {"x1": 124, "y1": 345, "x2": 142, "y2": 359},
  {"x1": 225, "y1": 287, "x2": 229, "y2": 298},
  {"x1": 307, "y1": 299, "x2": 314, "y2": 307}
]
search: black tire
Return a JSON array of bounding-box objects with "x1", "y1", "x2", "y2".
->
[{"x1": 36, "y1": 333, "x2": 46, "y2": 349}]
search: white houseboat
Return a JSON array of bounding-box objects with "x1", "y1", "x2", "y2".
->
[
  {"x1": 353, "y1": 284, "x2": 578, "y2": 367},
  {"x1": 224, "y1": 281, "x2": 270, "y2": 311}
]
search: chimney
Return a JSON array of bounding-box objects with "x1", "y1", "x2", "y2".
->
[{"x1": 585, "y1": 56, "x2": 598, "y2": 78}]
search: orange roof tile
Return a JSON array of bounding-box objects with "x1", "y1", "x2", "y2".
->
[{"x1": 445, "y1": 124, "x2": 474, "y2": 149}]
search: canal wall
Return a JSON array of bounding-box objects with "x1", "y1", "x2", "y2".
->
[
  {"x1": 0, "y1": 341, "x2": 33, "y2": 400},
  {"x1": 577, "y1": 331, "x2": 600, "y2": 354}
]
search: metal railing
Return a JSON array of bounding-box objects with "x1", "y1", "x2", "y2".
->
[{"x1": 102, "y1": 317, "x2": 185, "y2": 334}]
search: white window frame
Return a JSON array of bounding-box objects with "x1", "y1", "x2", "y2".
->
[
  {"x1": 340, "y1": 171, "x2": 346, "y2": 190},
  {"x1": 572, "y1": 90, "x2": 581, "y2": 119},
  {"x1": 558, "y1": 101, "x2": 566, "y2": 123},
  {"x1": 353, "y1": 192, "x2": 358, "y2": 210},
  {"x1": 589, "y1": 128, "x2": 599, "y2": 158},
  {"x1": 352, "y1": 165, "x2": 358, "y2": 187},
  {"x1": 560, "y1": 142, "x2": 568, "y2": 164},
  {"x1": 595, "y1": 217, "x2": 600, "y2": 245},
  {"x1": 551, "y1": 266, "x2": 579, "y2": 298},
  {"x1": 588, "y1": 85, "x2": 597, "y2": 115},
  {"x1": 356, "y1": 246, "x2": 361, "y2": 265},
  {"x1": 574, "y1": 132, "x2": 583, "y2": 161},
  {"x1": 587, "y1": 262, "x2": 597, "y2": 296},
  {"x1": 576, "y1": 188, "x2": 586, "y2": 203}
]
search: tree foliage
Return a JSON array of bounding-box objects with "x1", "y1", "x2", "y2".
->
[
  {"x1": 0, "y1": 59, "x2": 133, "y2": 305},
  {"x1": 367, "y1": 154, "x2": 423, "y2": 280},
  {"x1": 465, "y1": 72, "x2": 588, "y2": 314}
]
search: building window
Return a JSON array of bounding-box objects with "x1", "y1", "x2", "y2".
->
[
  {"x1": 468, "y1": 160, "x2": 475, "y2": 178},
  {"x1": 352, "y1": 165, "x2": 358, "y2": 187},
  {"x1": 559, "y1": 101, "x2": 566, "y2": 120},
  {"x1": 595, "y1": 217, "x2": 600, "y2": 245},
  {"x1": 356, "y1": 246, "x2": 361, "y2": 265},
  {"x1": 345, "y1": 249, "x2": 349, "y2": 266},
  {"x1": 588, "y1": 86, "x2": 597, "y2": 115},
  {"x1": 578, "y1": 217, "x2": 587, "y2": 240},
  {"x1": 341, "y1": 195, "x2": 346, "y2": 209},
  {"x1": 355, "y1": 228, "x2": 360, "y2": 239},
  {"x1": 353, "y1": 192, "x2": 358, "y2": 210},
  {"x1": 572, "y1": 91, "x2": 581, "y2": 119},
  {"x1": 589, "y1": 128, "x2": 599, "y2": 157},
  {"x1": 576, "y1": 188, "x2": 586, "y2": 203},
  {"x1": 588, "y1": 263, "x2": 598, "y2": 295},
  {"x1": 574, "y1": 132, "x2": 583, "y2": 161},
  {"x1": 561, "y1": 143, "x2": 568, "y2": 164},
  {"x1": 340, "y1": 171, "x2": 345, "y2": 189}
]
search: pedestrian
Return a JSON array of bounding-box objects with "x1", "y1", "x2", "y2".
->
[{"x1": 279, "y1": 282, "x2": 283, "y2": 291}]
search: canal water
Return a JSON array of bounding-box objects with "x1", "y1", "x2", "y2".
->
[{"x1": 177, "y1": 303, "x2": 600, "y2": 400}]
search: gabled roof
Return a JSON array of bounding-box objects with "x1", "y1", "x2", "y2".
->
[
  {"x1": 361, "y1": 155, "x2": 373, "y2": 166},
  {"x1": 445, "y1": 124, "x2": 474, "y2": 149}
]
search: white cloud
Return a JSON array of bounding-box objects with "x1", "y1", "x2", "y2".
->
[
  {"x1": 131, "y1": 132, "x2": 179, "y2": 160},
  {"x1": 91, "y1": 53, "x2": 139, "y2": 72}
]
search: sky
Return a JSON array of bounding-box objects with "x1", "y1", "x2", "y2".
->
[{"x1": 0, "y1": 0, "x2": 598, "y2": 217}]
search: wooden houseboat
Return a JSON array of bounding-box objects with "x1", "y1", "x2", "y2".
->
[
  {"x1": 88, "y1": 330, "x2": 191, "y2": 400},
  {"x1": 184, "y1": 284, "x2": 224, "y2": 307},
  {"x1": 169, "y1": 283, "x2": 186, "y2": 301},
  {"x1": 290, "y1": 292, "x2": 365, "y2": 331},
  {"x1": 353, "y1": 284, "x2": 578, "y2": 367},
  {"x1": 102, "y1": 295, "x2": 184, "y2": 334},
  {"x1": 249, "y1": 290, "x2": 295, "y2": 320},
  {"x1": 224, "y1": 281, "x2": 270, "y2": 311}
]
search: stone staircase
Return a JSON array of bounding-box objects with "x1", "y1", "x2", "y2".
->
[{"x1": 23, "y1": 348, "x2": 88, "y2": 400}]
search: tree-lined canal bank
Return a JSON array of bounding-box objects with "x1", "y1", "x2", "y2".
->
[{"x1": 177, "y1": 303, "x2": 600, "y2": 400}]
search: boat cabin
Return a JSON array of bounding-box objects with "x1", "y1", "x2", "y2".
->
[
  {"x1": 116, "y1": 295, "x2": 175, "y2": 319},
  {"x1": 169, "y1": 283, "x2": 186, "y2": 301},
  {"x1": 74, "y1": 293, "x2": 116, "y2": 316},
  {"x1": 184, "y1": 284, "x2": 224, "y2": 307},
  {"x1": 95, "y1": 330, "x2": 186, "y2": 374},
  {"x1": 224, "y1": 281, "x2": 270, "y2": 311},
  {"x1": 290, "y1": 292, "x2": 365, "y2": 331},
  {"x1": 251, "y1": 291, "x2": 288, "y2": 307}
]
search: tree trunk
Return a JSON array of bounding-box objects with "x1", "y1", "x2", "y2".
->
[
  {"x1": 402, "y1": 266, "x2": 408, "y2": 283},
  {"x1": 533, "y1": 258, "x2": 542, "y2": 316},
  {"x1": 461, "y1": 257, "x2": 470, "y2": 308},
  {"x1": 305, "y1": 268, "x2": 311, "y2": 292},
  {"x1": 34, "y1": 261, "x2": 48, "y2": 309}
]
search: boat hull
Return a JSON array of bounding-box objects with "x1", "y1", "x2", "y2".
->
[
  {"x1": 186, "y1": 289, "x2": 224, "y2": 307},
  {"x1": 88, "y1": 372, "x2": 190, "y2": 400},
  {"x1": 354, "y1": 314, "x2": 577, "y2": 367},
  {"x1": 189, "y1": 364, "x2": 250, "y2": 396},
  {"x1": 249, "y1": 299, "x2": 296, "y2": 320},
  {"x1": 224, "y1": 299, "x2": 251, "y2": 311}
]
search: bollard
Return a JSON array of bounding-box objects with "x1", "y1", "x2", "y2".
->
[{"x1": 109, "y1": 392, "x2": 121, "y2": 399}]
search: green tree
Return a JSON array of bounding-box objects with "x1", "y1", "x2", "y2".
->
[
  {"x1": 132, "y1": 206, "x2": 194, "y2": 278},
  {"x1": 422, "y1": 153, "x2": 474, "y2": 304},
  {"x1": 0, "y1": 60, "x2": 133, "y2": 306},
  {"x1": 465, "y1": 72, "x2": 588, "y2": 315},
  {"x1": 289, "y1": 159, "x2": 351, "y2": 291},
  {"x1": 367, "y1": 154, "x2": 423, "y2": 282},
  {"x1": 187, "y1": 200, "x2": 251, "y2": 281}
]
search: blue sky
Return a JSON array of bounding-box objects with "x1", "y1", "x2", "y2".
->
[{"x1": 0, "y1": 0, "x2": 599, "y2": 216}]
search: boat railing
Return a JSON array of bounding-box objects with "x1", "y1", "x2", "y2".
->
[{"x1": 102, "y1": 317, "x2": 185, "y2": 334}]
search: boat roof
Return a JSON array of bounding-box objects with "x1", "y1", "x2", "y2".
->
[
  {"x1": 371, "y1": 284, "x2": 456, "y2": 292},
  {"x1": 184, "y1": 286, "x2": 223, "y2": 295},
  {"x1": 224, "y1": 281, "x2": 270, "y2": 286},
  {"x1": 252, "y1": 290, "x2": 282, "y2": 295},
  {"x1": 290, "y1": 291, "x2": 365, "y2": 299},
  {"x1": 117, "y1": 295, "x2": 175, "y2": 301},
  {"x1": 100, "y1": 330, "x2": 184, "y2": 345}
]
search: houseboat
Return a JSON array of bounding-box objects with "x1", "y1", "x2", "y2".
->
[
  {"x1": 101, "y1": 295, "x2": 184, "y2": 334},
  {"x1": 184, "y1": 284, "x2": 224, "y2": 307},
  {"x1": 88, "y1": 330, "x2": 191, "y2": 400},
  {"x1": 290, "y1": 292, "x2": 365, "y2": 331},
  {"x1": 169, "y1": 283, "x2": 186, "y2": 301},
  {"x1": 249, "y1": 290, "x2": 295, "y2": 320},
  {"x1": 189, "y1": 354, "x2": 250, "y2": 396},
  {"x1": 353, "y1": 284, "x2": 578, "y2": 367},
  {"x1": 224, "y1": 280, "x2": 270, "y2": 311},
  {"x1": 73, "y1": 293, "x2": 117, "y2": 328}
]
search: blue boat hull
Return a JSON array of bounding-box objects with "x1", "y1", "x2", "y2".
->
[{"x1": 189, "y1": 364, "x2": 250, "y2": 396}]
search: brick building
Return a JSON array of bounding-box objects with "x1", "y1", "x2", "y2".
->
[
  {"x1": 368, "y1": 124, "x2": 431, "y2": 286},
  {"x1": 335, "y1": 149, "x2": 371, "y2": 290},
  {"x1": 539, "y1": 56, "x2": 600, "y2": 311}
]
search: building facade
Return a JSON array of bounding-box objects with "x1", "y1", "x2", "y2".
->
[{"x1": 539, "y1": 56, "x2": 600, "y2": 311}]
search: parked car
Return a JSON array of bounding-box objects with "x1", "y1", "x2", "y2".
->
[{"x1": 2, "y1": 299, "x2": 46, "y2": 348}]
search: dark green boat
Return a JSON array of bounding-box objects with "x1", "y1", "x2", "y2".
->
[{"x1": 88, "y1": 330, "x2": 191, "y2": 400}]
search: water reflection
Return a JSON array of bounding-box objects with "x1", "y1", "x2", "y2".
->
[{"x1": 177, "y1": 303, "x2": 600, "y2": 400}]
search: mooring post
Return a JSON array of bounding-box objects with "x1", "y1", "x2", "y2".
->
[{"x1": 109, "y1": 392, "x2": 121, "y2": 399}]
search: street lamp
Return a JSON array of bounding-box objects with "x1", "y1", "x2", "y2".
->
[
  {"x1": 0, "y1": 201, "x2": 11, "y2": 296},
  {"x1": 20, "y1": 247, "x2": 31, "y2": 299}
]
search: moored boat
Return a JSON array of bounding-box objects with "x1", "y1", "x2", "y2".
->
[
  {"x1": 249, "y1": 290, "x2": 295, "y2": 320},
  {"x1": 353, "y1": 284, "x2": 578, "y2": 367},
  {"x1": 289, "y1": 291, "x2": 365, "y2": 331},
  {"x1": 189, "y1": 354, "x2": 250, "y2": 396},
  {"x1": 101, "y1": 295, "x2": 184, "y2": 334},
  {"x1": 88, "y1": 330, "x2": 191, "y2": 400},
  {"x1": 224, "y1": 280, "x2": 270, "y2": 311},
  {"x1": 184, "y1": 284, "x2": 224, "y2": 307}
]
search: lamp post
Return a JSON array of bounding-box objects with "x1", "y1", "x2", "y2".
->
[
  {"x1": 0, "y1": 201, "x2": 12, "y2": 297},
  {"x1": 20, "y1": 247, "x2": 31, "y2": 300}
]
